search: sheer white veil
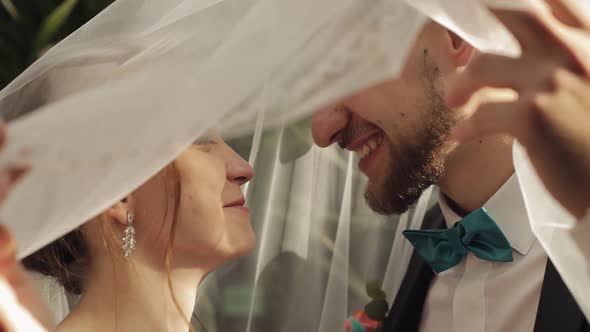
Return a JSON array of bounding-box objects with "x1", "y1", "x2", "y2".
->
[
  {"x1": 0, "y1": 0, "x2": 587, "y2": 329},
  {"x1": 0, "y1": 0, "x2": 518, "y2": 261}
]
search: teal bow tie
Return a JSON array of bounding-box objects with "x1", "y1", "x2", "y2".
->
[{"x1": 403, "y1": 208, "x2": 513, "y2": 273}]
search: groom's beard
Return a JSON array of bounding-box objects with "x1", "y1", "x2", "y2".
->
[{"x1": 364, "y1": 79, "x2": 453, "y2": 215}]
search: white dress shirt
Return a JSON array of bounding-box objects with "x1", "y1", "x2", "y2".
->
[
  {"x1": 418, "y1": 175, "x2": 549, "y2": 332},
  {"x1": 512, "y1": 141, "x2": 590, "y2": 319}
]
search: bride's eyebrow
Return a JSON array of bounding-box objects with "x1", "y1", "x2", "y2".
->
[
  {"x1": 193, "y1": 136, "x2": 217, "y2": 145},
  {"x1": 193, "y1": 130, "x2": 218, "y2": 145}
]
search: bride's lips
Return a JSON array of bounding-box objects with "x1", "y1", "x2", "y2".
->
[
  {"x1": 224, "y1": 197, "x2": 245, "y2": 208},
  {"x1": 224, "y1": 197, "x2": 250, "y2": 214}
]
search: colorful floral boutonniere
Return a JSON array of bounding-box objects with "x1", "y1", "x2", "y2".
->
[{"x1": 345, "y1": 281, "x2": 389, "y2": 332}]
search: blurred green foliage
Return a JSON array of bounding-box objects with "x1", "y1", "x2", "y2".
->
[{"x1": 0, "y1": 0, "x2": 114, "y2": 89}]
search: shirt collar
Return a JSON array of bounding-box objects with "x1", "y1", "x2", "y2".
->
[{"x1": 438, "y1": 175, "x2": 536, "y2": 255}]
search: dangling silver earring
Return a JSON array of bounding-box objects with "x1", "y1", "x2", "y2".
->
[{"x1": 122, "y1": 211, "x2": 136, "y2": 258}]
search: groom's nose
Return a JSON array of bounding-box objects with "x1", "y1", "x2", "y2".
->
[{"x1": 311, "y1": 104, "x2": 351, "y2": 148}]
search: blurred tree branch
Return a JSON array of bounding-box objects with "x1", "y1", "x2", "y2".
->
[{"x1": 1, "y1": 0, "x2": 18, "y2": 20}]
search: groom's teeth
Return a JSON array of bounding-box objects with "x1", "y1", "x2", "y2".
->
[
  {"x1": 355, "y1": 136, "x2": 382, "y2": 160},
  {"x1": 369, "y1": 140, "x2": 377, "y2": 150},
  {"x1": 362, "y1": 145, "x2": 370, "y2": 157}
]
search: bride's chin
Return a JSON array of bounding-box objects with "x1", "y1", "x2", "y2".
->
[
  {"x1": 228, "y1": 229, "x2": 257, "y2": 258},
  {"x1": 203, "y1": 232, "x2": 257, "y2": 266},
  {"x1": 222, "y1": 212, "x2": 256, "y2": 255}
]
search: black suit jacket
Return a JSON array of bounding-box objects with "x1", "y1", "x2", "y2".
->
[{"x1": 382, "y1": 204, "x2": 589, "y2": 332}]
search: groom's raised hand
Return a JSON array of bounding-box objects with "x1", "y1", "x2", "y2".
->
[
  {"x1": 0, "y1": 124, "x2": 53, "y2": 332},
  {"x1": 447, "y1": 0, "x2": 590, "y2": 219}
]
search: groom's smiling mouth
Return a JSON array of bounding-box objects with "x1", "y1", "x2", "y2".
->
[{"x1": 344, "y1": 131, "x2": 385, "y2": 176}]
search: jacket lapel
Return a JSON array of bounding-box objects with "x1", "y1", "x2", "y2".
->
[
  {"x1": 382, "y1": 204, "x2": 445, "y2": 332},
  {"x1": 534, "y1": 259, "x2": 589, "y2": 332}
]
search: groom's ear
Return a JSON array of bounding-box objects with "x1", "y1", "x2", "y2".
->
[{"x1": 446, "y1": 29, "x2": 475, "y2": 68}]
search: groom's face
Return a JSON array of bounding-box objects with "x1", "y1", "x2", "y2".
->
[{"x1": 311, "y1": 23, "x2": 469, "y2": 214}]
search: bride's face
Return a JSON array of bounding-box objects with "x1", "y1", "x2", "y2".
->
[{"x1": 132, "y1": 134, "x2": 255, "y2": 268}]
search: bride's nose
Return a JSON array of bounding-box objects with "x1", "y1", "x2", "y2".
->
[{"x1": 226, "y1": 149, "x2": 254, "y2": 186}]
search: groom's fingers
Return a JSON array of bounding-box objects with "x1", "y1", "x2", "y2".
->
[
  {"x1": 490, "y1": 9, "x2": 551, "y2": 49},
  {"x1": 553, "y1": 67, "x2": 590, "y2": 110},
  {"x1": 452, "y1": 73, "x2": 590, "y2": 145},
  {"x1": 0, "y1": 226, "x2": 15, "y2": 265},
  {"x1": 446, "y1": 54, "x2": 522, "y2": 107},
  {"x1": 446, "y1": 54, "x2": 555, "y2": 107},
  {"x1": 0, "y1": 225, "x2": 17, "y2": 283},
  {"x1": 447, "y1": 6, "x2": 587, "y2": 108},
  {"x1": 545, "y1": 0, "x2": 590, "y2": 29},
  {"x1": 0, "y1": 125, "x2": 5, "y2": 153},
  {"x1": 451, "y1": 98, "x2": 536, "y2": 145},
  {"x1": 490, "y1": 8, "x2": 583, "y2": 70},
  {"x1": 490, "y1": 6, "x2": 586, "y2": 70},
  {"x1": 0, "y1": 166, "x2": 29, "y2": 206},
  {"x1": 446, "y1": 9, "x2": 554, "y2": 108},
  {"x1": 0, "y1": 226, "x2": 28, "y2": 302},
  {"x1": 0, "y1": 225, "x2": 54, "y2": 330},
  {"x1": 0, "y1": 123, "x2": 31, "y2": 205},
  {"x1": 6, "y1": 166, "x2": 29, "y2": 187}
]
